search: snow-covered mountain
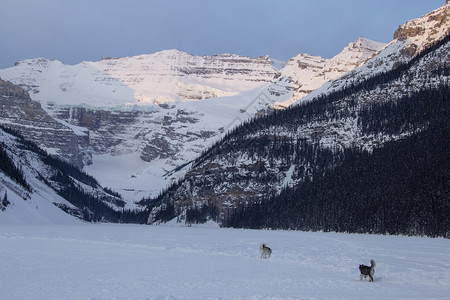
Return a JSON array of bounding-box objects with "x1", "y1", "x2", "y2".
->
[
  {"x1": 0, "y1": 51, "x2": 284, "y2": 201},
  {"x1": 0, "y1": 36, "x2": 384, "y2": 204}
]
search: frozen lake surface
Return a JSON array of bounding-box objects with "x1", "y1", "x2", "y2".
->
[{"x1": 1, "y1": 223, "x2": 449, "y2": 299}]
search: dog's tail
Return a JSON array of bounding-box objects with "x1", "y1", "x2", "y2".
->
[{"x1": 370, "y1": 259, "x2": 376, "y2": 268}]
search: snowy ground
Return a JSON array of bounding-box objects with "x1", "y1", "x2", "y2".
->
[{"x1": 1, "y1": 224, "x2": 449, "y2": 300}]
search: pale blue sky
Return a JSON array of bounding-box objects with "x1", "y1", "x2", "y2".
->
[{"x1": 0, "y1": 0, "x2": 444, "y2": 68}]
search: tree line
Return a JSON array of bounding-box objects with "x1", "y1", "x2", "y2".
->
[{"x1": 0, "y1": 141, "x2": 31, "y2": 191}]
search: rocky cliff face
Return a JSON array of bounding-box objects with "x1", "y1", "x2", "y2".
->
[{"x1": 0, "y1": 78, "x2": 87, "y2": 168}]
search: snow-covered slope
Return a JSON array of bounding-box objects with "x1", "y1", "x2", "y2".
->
[
  {"x1": 0, "y1": 129, "x2": 80, "y2": 224},
  {"x1": 0, "y1": 173, "x2": 80, "y2": 224}
]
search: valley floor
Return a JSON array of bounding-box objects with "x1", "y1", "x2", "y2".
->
[{"x1": 0, "y1": 224, "x2": 449, "y2": 299}]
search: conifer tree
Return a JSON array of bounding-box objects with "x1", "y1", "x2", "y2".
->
[{"x1": 1, "y1": 191, "x2": 9, "y2": 211}]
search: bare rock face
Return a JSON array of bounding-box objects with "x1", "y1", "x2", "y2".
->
[
  {"x1": 140, "y1": 138, "x2": 176, "y2": 162},
  {"x1": 394, "y1": 26, "x2": 424, "y2": 41},
  {"x1": 393, "y1": 3, "x2": 449, "y2": 57},
  {"x1": 49, "y1": 104, "x2": 205, "y2": 162},
  {"x1": 0, "y1": 78, "x2": 87, "y2": 168}
]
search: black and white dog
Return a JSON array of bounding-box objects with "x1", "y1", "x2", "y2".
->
[
  {"x1": 359, "y1": 259, "x2": 376, "y2": 282},
  {"x1": 260, "y1": 243, "x2": 272, "y2": 259}
]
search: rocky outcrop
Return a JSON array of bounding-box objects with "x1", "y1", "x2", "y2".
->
[{"x1": 393, "y1": 2, "x2": 449, "y2": 57}]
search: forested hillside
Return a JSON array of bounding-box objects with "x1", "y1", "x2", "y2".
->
[{"x1": 227, "y1": 86, "x2": 449, "y2": 237}]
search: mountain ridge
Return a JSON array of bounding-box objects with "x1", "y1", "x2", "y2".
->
[{"x1": 146, "y1": 34, "x2": 449, "y2": 235}]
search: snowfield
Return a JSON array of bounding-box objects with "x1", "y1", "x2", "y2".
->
[{"x1": 1, "y1": 224, "x2": 449, "y2": 300}]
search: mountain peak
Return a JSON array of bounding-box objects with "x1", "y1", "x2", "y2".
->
[
  {"x1": 332, "y1": 37, "x2": 386, "y2": 65},
  {"x1": 153, "y1": 49, "x2": 191, "y2": 57},
  {"x1": 354, "y1": 36, "x2": 386, "y2": 49}
]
